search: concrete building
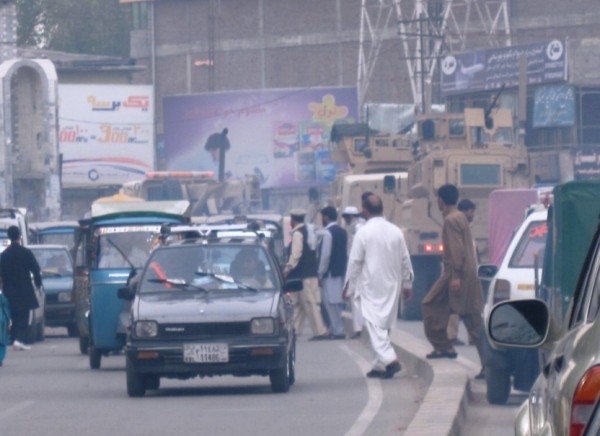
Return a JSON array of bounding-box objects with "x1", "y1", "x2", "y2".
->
[{"x1": 124, "y1": 0, "x2": 600, "y2": 201}]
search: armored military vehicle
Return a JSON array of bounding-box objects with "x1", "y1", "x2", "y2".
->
[
  {"x1": 329, "y1": 123, "x2": 414, "y2": 222},
  {"x1": 401, "y1": 107, "x2": 531, "y2": 319}
]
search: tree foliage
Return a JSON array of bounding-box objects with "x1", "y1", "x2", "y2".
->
[{"x1": 16, "y1": 0, "x2": 131, "y2": 57}]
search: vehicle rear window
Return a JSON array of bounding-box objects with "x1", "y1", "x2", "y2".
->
[{"x1": 508, "y1": 220, "x2": 547, "y2": 268}]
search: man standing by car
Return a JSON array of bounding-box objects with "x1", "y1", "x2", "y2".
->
[
  {"x1": 0, "y1": 226, "x2": 42, "y2": 351},
  {"x1": 284, "y1": 209, "x2": 329, "y2": 341},
  {"x1": 344, "y1": 194, "x2": 414, "y2": 378},
  {"x1": 318, "y1": 206, "x2": 348, "y2": 339}
]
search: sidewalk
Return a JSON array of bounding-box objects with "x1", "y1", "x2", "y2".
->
[{"x1": 393, "y1": 319, "x2": 480, "y2": 436}]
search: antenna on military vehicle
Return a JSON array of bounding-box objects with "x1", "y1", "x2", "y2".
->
[{"x1": 484, "y1": 83, "x2": 506, "y2": 129}]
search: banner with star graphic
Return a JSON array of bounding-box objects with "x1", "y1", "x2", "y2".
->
[{"x1": 163, "y1": 87, "x2": 358, "y2": 188}]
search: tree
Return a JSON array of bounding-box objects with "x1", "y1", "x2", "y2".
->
[{"x1": 16, "y1": 0, "x2": 131, "y2": 57}]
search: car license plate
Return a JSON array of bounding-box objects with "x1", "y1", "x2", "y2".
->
[{"x1": 183, "y1": 343, "x2": 229, "y2": 363}]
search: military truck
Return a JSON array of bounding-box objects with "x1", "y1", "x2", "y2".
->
[
  {"x1": 329, "y1": 123, "x2": 414, "y2": 222},
  {"x1": 120, "y1": 171, "x2": 261, "y2": 217},
  {"x1": 400, "y1": 107, "x2": 531, "y2": 319}
]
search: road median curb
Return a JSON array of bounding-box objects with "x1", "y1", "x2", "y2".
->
[
  {"x1": 342, "y1": 311, "x2": 472, "y2": 434},
  {"x1": 390, "y1": 327, "x2": 471, "y2": 436}
]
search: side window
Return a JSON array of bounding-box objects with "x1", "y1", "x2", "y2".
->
[
  {"x1": 572, "y1": 235, "x2": 600, "y2": 326},
  {"x1": 586, "y1": 240, "x2": 600, "y2": 321}
]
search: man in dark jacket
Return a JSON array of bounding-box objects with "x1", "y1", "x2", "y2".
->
[
  {"x1": 0, "y1": 226, "x2": 42, "y2": 350},
  {"x1": 284, "y1": 209, "x2": 328, "y2": 340},
  {"x1": 318, "y1": 206, "x2": 348, "y2": 339}
]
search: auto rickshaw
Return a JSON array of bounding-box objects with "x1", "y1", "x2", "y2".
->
[{"x1": 72, "y1": 200, "x2": 191, "y2": 368}]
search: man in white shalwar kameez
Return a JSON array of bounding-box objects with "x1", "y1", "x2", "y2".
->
[{"x1": 344, "y1": 195, "x2": 414, "y2": 379}]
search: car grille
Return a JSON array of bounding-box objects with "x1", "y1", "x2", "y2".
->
[{"x1": 159, "y1": 322, "x2": 250, "y2": 339}]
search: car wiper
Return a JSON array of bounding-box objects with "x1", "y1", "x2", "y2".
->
[
  {"x1": 147, "y1": 278, "x2": 208, "y2": 293},
  {"x1": 195, "y1": 272, "x2": 258, "y2": 292}
]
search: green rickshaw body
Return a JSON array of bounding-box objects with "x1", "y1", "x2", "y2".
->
[{"x1": 540, "y1": 180, "x2": 600, "y2": 326}]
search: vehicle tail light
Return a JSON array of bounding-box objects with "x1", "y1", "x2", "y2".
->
[
  {"x1": 571, "y1": 365, "x2": 600, "y2": 436},
  {"x1": 492, "y1": 279, "x2": 511, "y2": 304}
]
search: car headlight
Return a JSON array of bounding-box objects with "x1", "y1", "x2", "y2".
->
[
  {"x1": 134, "y1": 321, "x2": 158, "y2": 338},
  {"x1": 251, "y1": 317, "x2": 275, "y2": 335}
]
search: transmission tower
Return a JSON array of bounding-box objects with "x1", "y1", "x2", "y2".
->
[{"x1": 357, "y1": 0, "x2": 511, "y2": 113}]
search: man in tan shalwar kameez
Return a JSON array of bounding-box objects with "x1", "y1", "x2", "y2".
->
[{"x1": 421, "y1": 184, "x2": 485, "y2": 378}]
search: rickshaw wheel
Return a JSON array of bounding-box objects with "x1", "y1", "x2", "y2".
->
[
  {"x1": 89, "y1": 346, "x2": 102, "y2": 369},
  {"x1": 126, "y1": 357, "x2": 146, "y2": 397}
]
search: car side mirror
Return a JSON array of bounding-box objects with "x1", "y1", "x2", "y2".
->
[
  {"x1": 283, "y1": 279, "x2": 303, "y2": 292},
  {"x1": 117, "y1": 287, "x2": 135, "y2": 301},
  {"x1": 478, "y1": 264, "x2": 498, "y2": 278},
  {"x1": 488, "y1": 299, "x2": 549, "y2": 347}
]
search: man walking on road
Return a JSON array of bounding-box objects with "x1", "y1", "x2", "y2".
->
[
  {"x1": 0, "y1": 226, "x2": 42, "y2": 351},
  {"x1": 318, "y1": 206, "x2": 348, "y2": 339},
  {"x1": 344, "y1": 194, "x2": 414, "y2": 379},
  {"x1": 447, "y1": 198, "x2": 477, "y2": 347},
  {"x1": 284, "y1": 209, "x2": 329, "y2": 341},
  {"x1": 422, "y1": 185, "x2": 485, "y2": 378}
]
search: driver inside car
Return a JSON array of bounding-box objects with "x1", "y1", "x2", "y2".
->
[{"x1": 230, "y1": 248, "x2": 273, "y2": 289}]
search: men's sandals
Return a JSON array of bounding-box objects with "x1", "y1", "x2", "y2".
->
[{"x1": 425, "y1": 349, "x2": 458, "y2": 359}]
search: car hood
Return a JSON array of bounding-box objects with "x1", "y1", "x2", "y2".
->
[
  {"x1": 41, "y1": 276, "x2": 73, "y2": 295},
  {"x1": 135, "y1": 290, "x2": 278, "y2": 323}
]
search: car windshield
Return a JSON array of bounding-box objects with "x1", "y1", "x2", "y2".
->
[
  {"x1": 509, "y1": 219, "x2": 547, "y2": 268},
  {"x1": 139, "y1": 244, "x2": 277, "y2": 294},
  {"x1": 31, "y1": 248, "x2": 73, "y2": 275},
  {"x1": 95, "y1": 227, "x2": 159, "y2": 269}
]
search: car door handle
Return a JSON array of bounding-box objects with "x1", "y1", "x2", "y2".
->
[{"x1": 553, "y1": 355, "x2": 565, "y2": 373}]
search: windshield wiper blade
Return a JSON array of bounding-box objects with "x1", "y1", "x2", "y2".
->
[
  {"x1": 147, "y1": 278, "x2": 208, "y2": 293},
  {"x1": 195, "y1": 272, "x2": 258, "y2": 292}
]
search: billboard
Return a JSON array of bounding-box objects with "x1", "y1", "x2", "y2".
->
[
  {"x1": 441, "y1": 40, "x2": 567, "y2": 96},
  {"x1": 59, "y1": 85, "x2": 155, "y2": 188},
  {"x1": 162, "y1": 87, "x2": 358, "y2": 189}
]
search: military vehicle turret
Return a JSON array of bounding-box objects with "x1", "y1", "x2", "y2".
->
[{"x1": 401, "y1": 107, "x2": 530, "y2": 319}]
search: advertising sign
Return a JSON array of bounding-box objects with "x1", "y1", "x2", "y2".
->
[
  {"x1": 533, "y1": 85, "x2": 575, "y2": 127},
  {"x1": 59, "y1": 85, "x2": 155, "y2": 188},
  {"x1": 163, "y1": 87, "x2": 358, "y2": 189},
  {"x1": 441, "y1": 40, "x2": 567, "y2": 96}
]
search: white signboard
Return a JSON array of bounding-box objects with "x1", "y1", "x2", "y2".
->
[{"x1": 59, "y1": 84, "x2": 155, "y2": 188}]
